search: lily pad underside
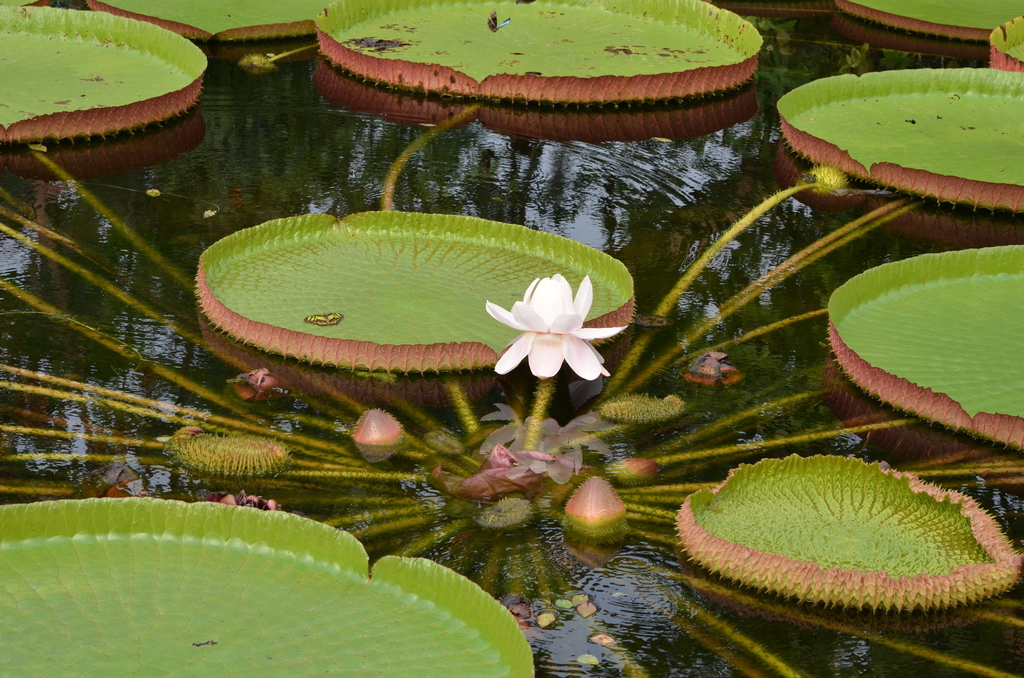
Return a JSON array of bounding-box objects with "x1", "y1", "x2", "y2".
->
[
  {"x1": 710, "y1": 1, "x2": 833, "y2": 20},
  {"x1": 0, "y1": 498, "x2": 533, "y2": 676},
  {"x1": 198, "y1": 211, "x2": 634, "y2": 373},
  {"x1": 829, "y1": 246, "x2": 1024, "y2": 450},
  {"x1": 777, "y1": 68, "x2": 1024, "y2": 212},
  {"x1": 677, "y1": 455, "x2": 1024, "y2": 610},
  {"x1": 86, "y1": 0, "x2": 327, "y2": 41},
  {"x1": 0, "y1": 6, "x2": 205, "y2": 144},
  {"x1": 835, "y1": 0, "x2": 1022, "y2": 41},
  {"x1": 829, "y1": 13, "x2": 990, "y2": 61},
  {"x1": 315, "y1": 0, "x2": 762, "y2": 105},
  {"x1": 313, "y1": 62, "x2": 758, "y2": 144},
  {"x1": 992, "y1": 17, "x2": 1024, "y2": 72}
]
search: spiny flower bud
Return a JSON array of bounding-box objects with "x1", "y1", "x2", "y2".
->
[
  {"x1": 561, "y1": 477, "x2": 628, "y2": 544},
  {"x1": 806, "y1": 165, "x2": 849, "y2": 195},
  {"x1": 352, "y1": 409, "x2": 403, "y2": 446},
  {"x1": 167, "y1": 427, "x2": 289, "y2": 476},
  {"x1": 475, "y1": 497, "x2": 535, "y2": 529},
  {"x1": 607, "y1": 458, "x2": 659, "y2": 486},
  {"x1": 598, "y1": 394, "x2": 685, "y2": 425}
]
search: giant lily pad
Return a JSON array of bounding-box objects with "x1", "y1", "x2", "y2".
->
[
  {"x1": 0, "y1": 498, "x2": 533, "y2": 676},
  {"x1": 777, "y1": 69, "x2": 1024, "y2": 213},
  {"x1": 86, "y1": 0, "x2": 328, "y2": 41},
  {"x1": 835, "y1": 0, "x2": 1022, "y2": 41},
  {"x1": 197, "y1": 211, "x2": 634, "y2": 372},
  {"x1": 0, "y1": 6, "x2": 205, "y2": 144},
  {"x1": 992, "y1": 16, "x2": 1024, "y2": 72},
  {"x1": 315, "y1": 0, "x2": 762, "y2": 105},
  {"x1": 677, "y1": 455, "x2": 1024, "y2": 610},
  {"x1": 829, "y1": 246, "x2": 1024, "y2": 449}
]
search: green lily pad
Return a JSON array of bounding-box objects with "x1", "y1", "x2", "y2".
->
[
  {"x1": 829, "y1": 245, "x2": 1024, "y2": 449},
  {"x1": 197, "y1": 211, "x2": 634, "y2": 373},
  {"x1": 777, "y1": 68, "x2": 1024, "y2": 212},
  {"x1": 0, "y1": 6, "x2": 205, "y2": 144},
  {"x1": 678, "y1": 455, "x2": 1023, "y2": 610},
  {"x1": 992, "y1": 16, "x2": 1024, "y2": 72},
  {"x1": 316, "y1": 0, "x2": 761, "y2": 105},
  {"x1": 835, "y1": 0, "x2": 1022, "y2": 41},
  {"x1": 0, "y1": 498, "x2": 533, "y2": 676},
  {"x1": 86, "y1": 0, "x2": 327, "y2": 40}
]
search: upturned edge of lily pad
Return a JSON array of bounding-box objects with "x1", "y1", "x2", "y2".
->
[
  {"x1": 777, "y1": 69, "x2": 1024, "y2": 213},
  {"x1": 676, "y1": 455, "x2": 1024, "y2": 610},
  {"x1": 835, "y1": 0, "x2": 993, "y2": 41},
  {"x1": 86, "y1": 0, "x2": 317, "y2": 41},
  {"x1": 829, "y1": 321, "x2": 1024, "y2": 450},
  {"x1": 830, "y1": 13, "x2": 990, "y2": 61},
  {"x1": 314, "y1": 0, "x2": 761, "y2": 106},
  {"x1": 991, "y1": 16, "x2": 1024, "y2": 72},
  {"x1": 196, "y1": 212, "x2": 635, "y2": 373},
  {"x1": 0, "y1": 6, "x2": 206, "y2": 144},
  {"x1": 711, "y1": 1, "x2": 833, "y2": 20}
]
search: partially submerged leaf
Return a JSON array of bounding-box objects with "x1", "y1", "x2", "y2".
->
[{"x1": 576, "y1": 601, "x2": 598, "y2": 618}]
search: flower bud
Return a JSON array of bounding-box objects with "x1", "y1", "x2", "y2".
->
[{"x1": 561, "y1": 478, "x2": 628, "y2": 544}]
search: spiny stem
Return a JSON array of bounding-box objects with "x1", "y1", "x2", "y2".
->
[
  {"x1": 655, "y1": 419, "x2": 915, "y2": 467},
  {"x1": 267, "y1": 43, "x2": 318, "y2": 63},
  {"x1": 0, "y1": 425, "x2": 164, "y2": 449},
  {"x1": 0, "y1": 208, "x2": 80, "y2": 252},
  {"x1": 380, "y1": 104, "x2": 482, "y2": 210},
  {"x1": 0, "y1": 220, "x2": 203, "y2": 345},
  {"x1": 283, "y1": 469, "x2": 423, "y2": 482},
  {"x1": 350, "y1": 514, "x2": 436, "y2": 539},
  {"x1": 675, "y1": 309, "x2": 829, "y2": 365},
  {"x1": 28, "y1": 151, "x2": 193, "y2": 289},
  {"x1": 623, "y1": 504, "x2": 677, "y2": 522},
  {"x1": 443, "y1": 376, "x2": 479, "y2": 434},
  {"x1": 0, "y1": 184, "x2": 35, "y2": 218},
  {"x1": 619, "y1": 482, "x2": 716, "y2": 495},
  {"x1": 397, "y1": 518, "x2": 472, "y2": 558},
  {"x1": 0, "y1": 277, "x2": 251, "y2": 417},
  {"x1": 618, "y1": 198, "x2": 916, "y2": 395},
  {"x1": 523, "y1": 377, "x2": 557, "y2": 449},
  {"x1": 641, "y1": 391, "x2": 819, "y2": 458}
]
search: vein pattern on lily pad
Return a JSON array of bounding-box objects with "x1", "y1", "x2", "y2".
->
[
  {"x1": 678, "y1": 455, "x2": 1023, "y2": 610},
  {"x1": 0, "y1": 498, "x2": 534, "y2": 677},
  {"x1": 0, "y1": 6, "x2": 206, "y2": 144},
  {"x1": 316, "y1": 0, "x2": 761, "y2": 105},
  {"x1": 778, "y1": 68, "x2": 1024, "y2": 212},
  {"x1": 197, "y1": 212, "x2": 634, "y2": 372}
]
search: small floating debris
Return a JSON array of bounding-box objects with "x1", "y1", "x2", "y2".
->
[
  {"x1": 633, "y1": 313, "x2": 672, "y2": 328},
  {"x1": 683, "y1": 351, "x2": 742, "y2": 386}
]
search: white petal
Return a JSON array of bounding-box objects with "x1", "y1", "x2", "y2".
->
[
  {"x1": 549, "y1": 312, "x2": 583, "y2": 335},
  {"x1": 562, "y1": 335, "x2": 609, "y2": 380},
  {"x1": 551, "y1": 274, "x2": 576, "y2": 313},
  {"x1": 522, "y1": 277, "x2": 540, "y2": 304},
  {"x1": 573, "y1": 275, "x2": 594, "y2": 319},
  {"x1": 494, "y1": 333, "x2": 535, "y2": 374},
  {"x1": 527, "y1": 333, "x2": 565, "y2": 378},
  {"x1": 486, "y1": 301, "x2": 526, "y2": 331},
  {"x1": 572, "y1": 325, "x2": 627, "y2": 341},
  {"x1": 529, "y1": 277, "x2": 565, "y2": 328},
  {"x1": 510, "y1": 301, "x2": 549, "y2": 332}
]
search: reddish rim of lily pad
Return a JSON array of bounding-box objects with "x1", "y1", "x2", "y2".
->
[
  {"x1": 86, "y1": 0, "x2": 316, "y2": 41},
  {"x1": 710, "y1": 1, "x2": 833, "y2": 19},
  {"x1": 677, "y1": 457, "x2": 1024, "y2": 610},
  {"x1": 830, "y1": 321, "x2": 1024, "y2": 450},
  {"x1": 830, "y1": 14, "x2": 990, "y2": 61},
  {"x1": 313, "y1": 62, "x2": 758, "y2": 143},
  {"x1": 991, "y1": 17, "x2": 1024, "y2": 72},
  {"x1": 1, "y1": 78, "x2": 202, "y2": 146},
  {"x1": 779, "y1": 119, "x2": 1024, "y2": 213},
  {"x1": 2, "y1": 109, "x2": 205, "y2": 180},
  {"x1": 196, "y1": 264, "x2": 634, "y2": 374},
  {"x1": 314, "y1": 0, "x2": 761, "y2": 106},
  {"x1": 835, "y1": 0, "x2": 993, "y2": 41}
]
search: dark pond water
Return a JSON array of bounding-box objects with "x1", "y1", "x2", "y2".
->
[{"x1": 2, "y1": 6, "x2": 1024, "y2": 677}]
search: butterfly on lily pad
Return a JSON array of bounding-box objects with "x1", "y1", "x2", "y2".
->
[
  {"x1": 488, "y1": 10, "x2": 511, "y2": 32},
  {"x1": 303, "y1": 312, "x2": 344, "y2": 327}
]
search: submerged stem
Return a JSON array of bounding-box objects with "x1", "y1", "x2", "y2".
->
[
  {"x1": 28, "y1": 152, "x2": 193, "y2": 290},
  {"x1": 523, "y1": 377, "x2": 557, "y2": 450},
  {"x1": 0, "y1": 424, "x2": 163, "y2": 449},
  {"x1": 380, "y1": 104, "x2": 482, "y2": 210}
]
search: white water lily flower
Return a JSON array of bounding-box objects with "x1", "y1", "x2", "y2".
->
[{"x1": 486, "y1": 274, "x2": 626, "y2": 380}]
